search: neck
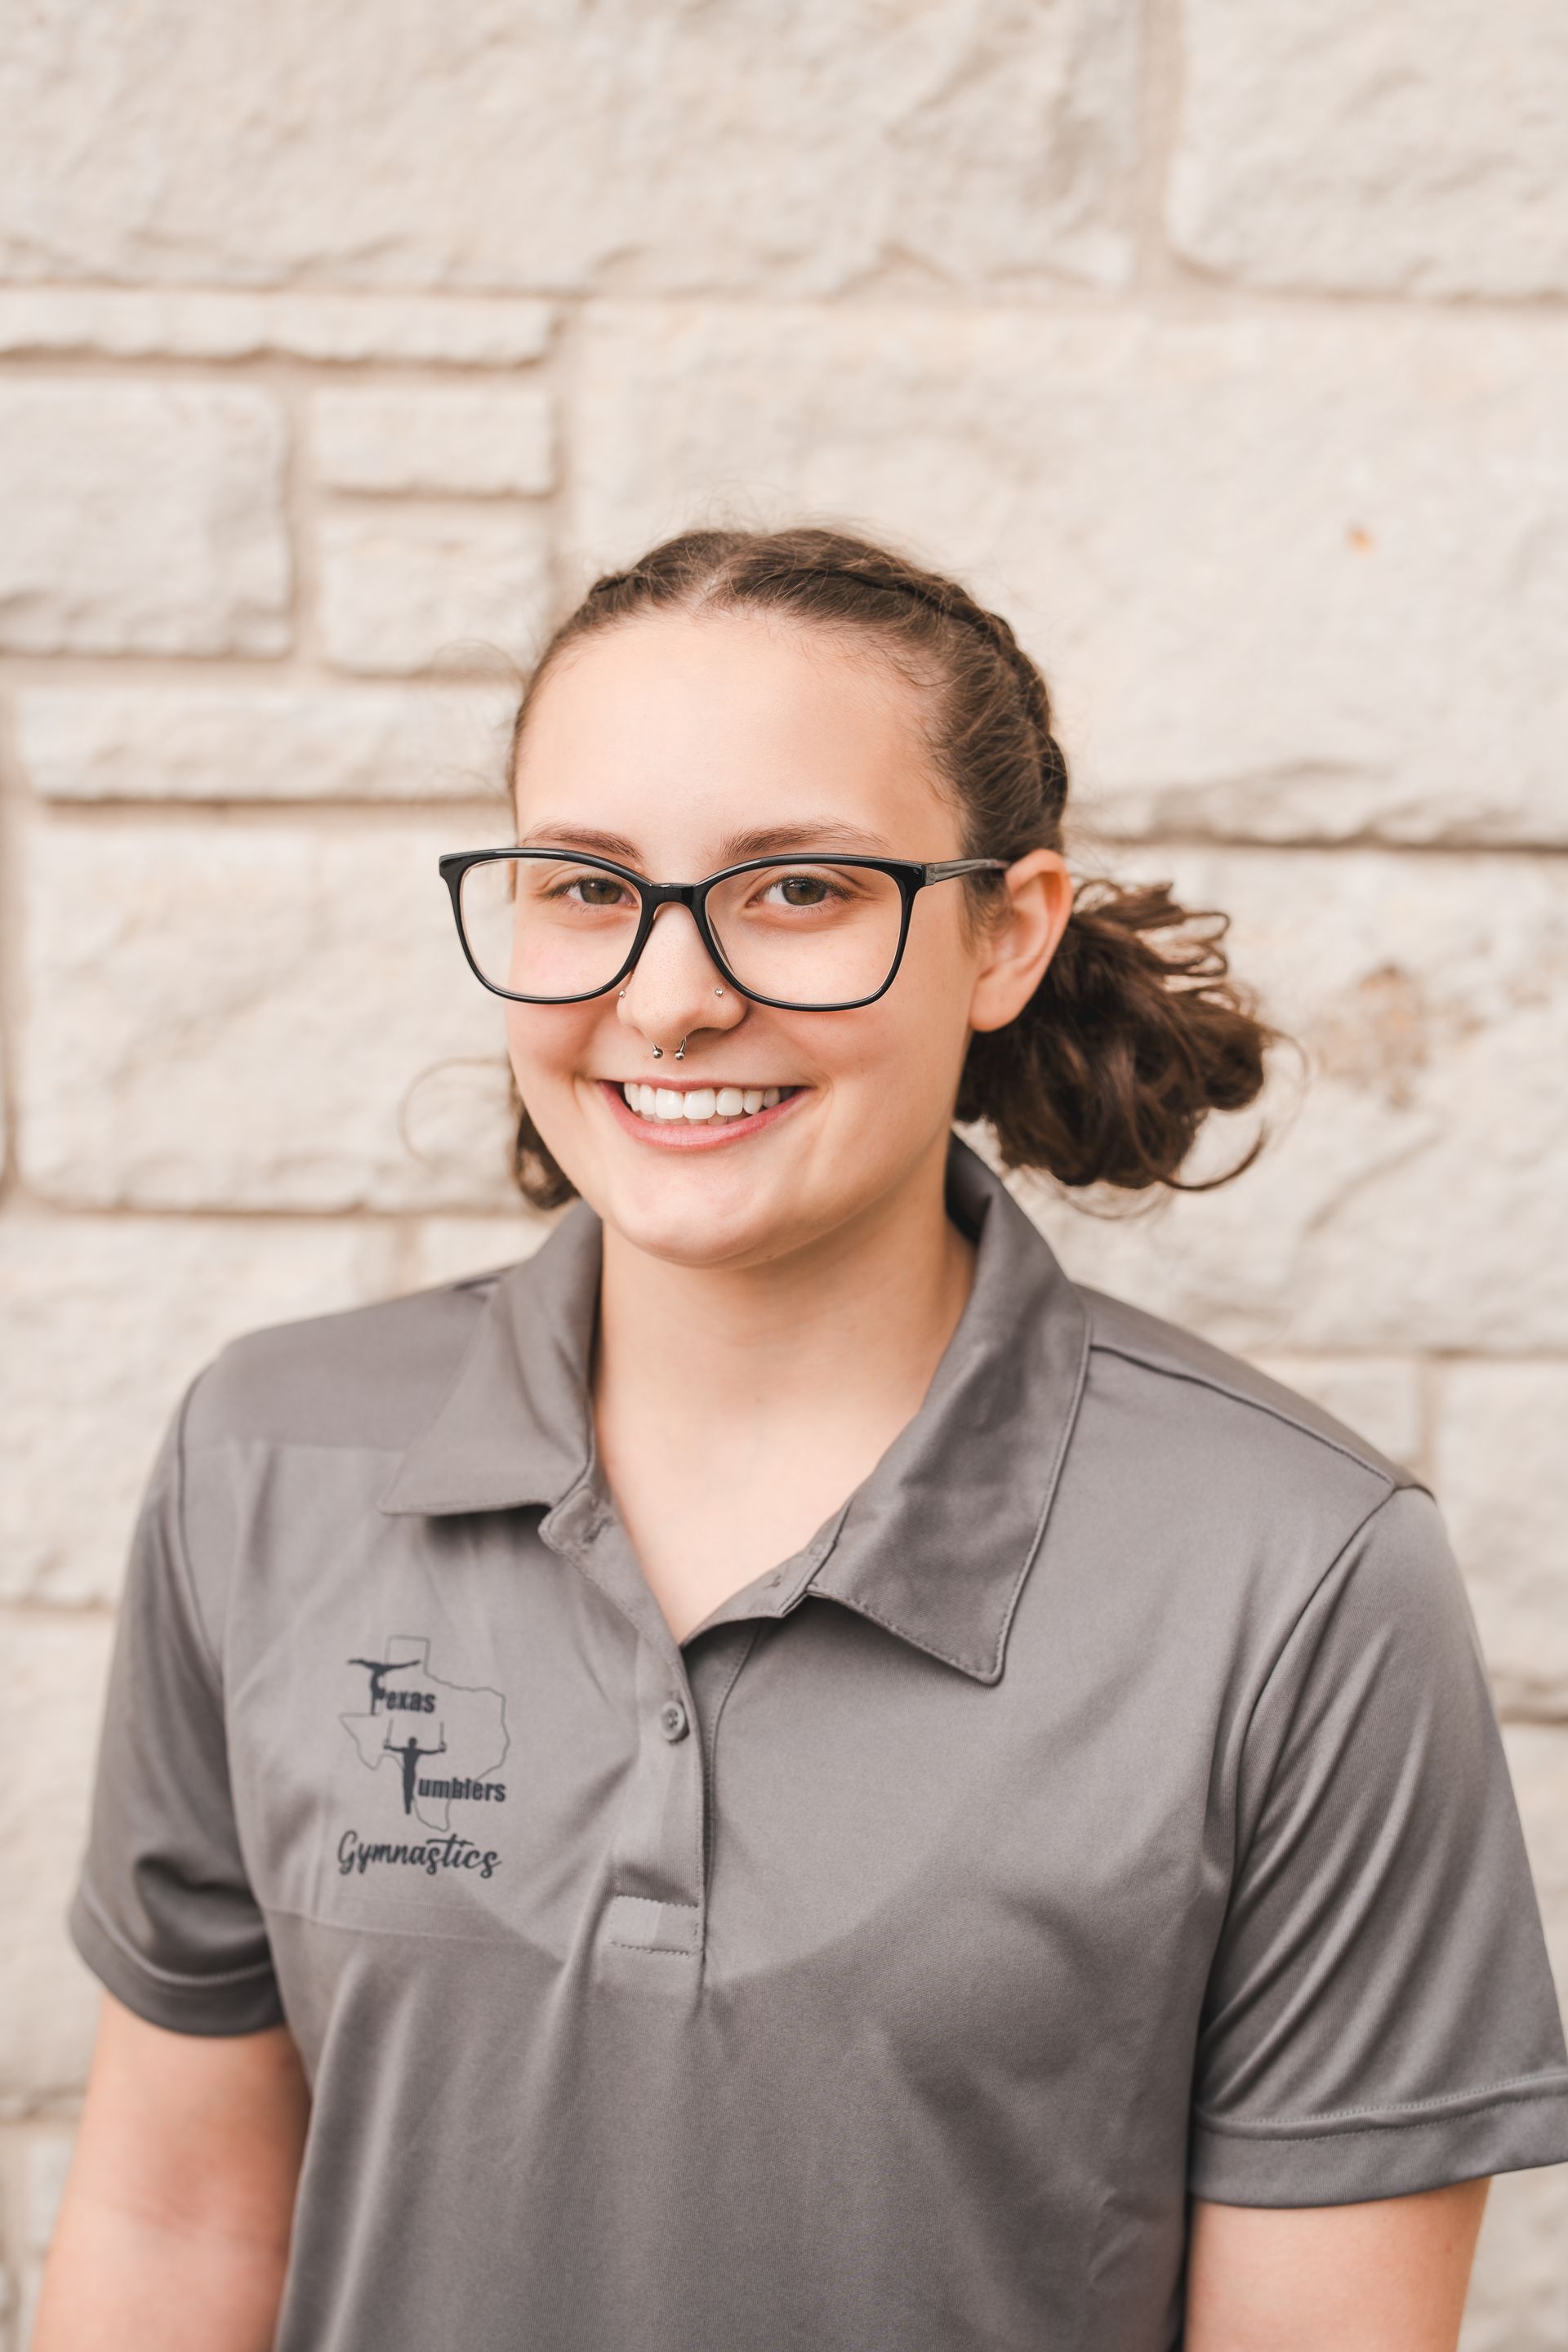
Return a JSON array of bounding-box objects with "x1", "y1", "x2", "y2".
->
[{"x1": 592, "y1": 1134, "x2": 976, "y2": 1463}]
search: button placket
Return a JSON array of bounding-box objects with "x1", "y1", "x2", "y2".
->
[{"x1": 594, "y1": 1636, "x2": 707, "y2": 1993}]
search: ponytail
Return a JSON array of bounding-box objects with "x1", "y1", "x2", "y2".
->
[{"x1": 958, "y1": 879, "x2": 1276, "y2": 1191}]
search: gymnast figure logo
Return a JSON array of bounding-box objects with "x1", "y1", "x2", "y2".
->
[
  {"x1": 383, "y1": 1726, "x2": 448, "y2": 1816},
  {"x1": 339, "y1": 1634, "x2": 510, "y2": 1833}
]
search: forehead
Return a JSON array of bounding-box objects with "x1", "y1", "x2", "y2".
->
[{"x1": 512, "y1": 610, "x2": 956, "y2": 851}]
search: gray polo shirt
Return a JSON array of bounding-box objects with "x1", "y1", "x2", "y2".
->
[{"x1": 70, "y1": 1135, "x2": 1568, "y2": 2352}]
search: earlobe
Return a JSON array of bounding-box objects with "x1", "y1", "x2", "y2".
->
[{"x1": 968, "y1": 851, "x2": 1073, "y2": 1035}]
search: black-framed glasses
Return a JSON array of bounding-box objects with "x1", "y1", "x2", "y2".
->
[{"x1": 439, "y1": 848, "x2": 1009, "y2": 1012}]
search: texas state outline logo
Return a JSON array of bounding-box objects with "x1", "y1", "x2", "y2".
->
[{"x1": 336, "y1": 1633, "x2": 511, "y2": 1882}]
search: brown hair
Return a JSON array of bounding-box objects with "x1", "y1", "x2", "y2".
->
[{"x1": 504, "y1": 524, "x2": 1280, "y2": 1212}]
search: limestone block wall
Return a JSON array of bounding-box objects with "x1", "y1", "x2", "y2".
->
[{"x1": 0, "y1": 2, "x2": 1565, "y2": 2343}]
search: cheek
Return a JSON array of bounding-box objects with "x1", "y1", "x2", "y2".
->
[
  {"x1": 805, "y1": 949, "x2": 976, "y2": 1116},
  {"x1": 503, "y1": 1004, "x2": 604, "y2": 1094}
]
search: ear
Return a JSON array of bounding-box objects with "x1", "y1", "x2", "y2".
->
[{"x1": 968, "y1": 849, "x2": 1074, "y2": 1034}]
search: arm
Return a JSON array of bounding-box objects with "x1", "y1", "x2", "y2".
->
[
  {"x1": 32, "y1": 1992, "x2": 310, "y2": 2352},
  {"x1": 1185, "y1": 2180, "x2": 1490, "y2": 2352}
]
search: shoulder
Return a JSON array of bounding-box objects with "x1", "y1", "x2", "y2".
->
[
  {"x1": 181, "y1": 1259, "x2": 517, "y2": 1459},
  {"x1": 1071, "y1": 1281, "x2": 1428, "y2": 1536},
  {"x1": 1065, "y1": 1285, "x2": 1468, "y2": 1694}
]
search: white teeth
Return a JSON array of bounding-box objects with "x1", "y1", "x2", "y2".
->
[{"x1": 618, "y1": 1081, "x2": 793, "y2": 1126}]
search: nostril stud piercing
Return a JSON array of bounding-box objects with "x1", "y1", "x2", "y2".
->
[{"x1": 714, "y1": 986, "x2": 724, "y2": 996}]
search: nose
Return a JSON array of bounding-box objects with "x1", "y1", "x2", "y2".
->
[{"x1": 617, "y1": 901, "x2": 744, "y2": 1057}]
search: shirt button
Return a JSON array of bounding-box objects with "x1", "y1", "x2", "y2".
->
[{"x1": 657, "y1": 1699, "x2": 689, "y2": 1742}]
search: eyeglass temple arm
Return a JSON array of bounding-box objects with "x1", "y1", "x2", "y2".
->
[{"x1": 920, "y1": 858, "x2": 1010, "y2": 884}]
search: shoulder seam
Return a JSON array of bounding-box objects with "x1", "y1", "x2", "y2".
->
[
  {"x1": 171, "y1": 1360, "x2": 225, "y2": 1688},
  {"x1": 1088, "y1": 1335, "x2": 1428, "y2": 1496}
]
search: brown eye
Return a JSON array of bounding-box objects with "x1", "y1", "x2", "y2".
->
[{"x1": 777, "y1": 875, "x2": 829, "y2": 908}]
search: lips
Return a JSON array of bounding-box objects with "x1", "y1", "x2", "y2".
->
[{"x1": 597, "y1": 1078, "x2": 806, "y2": 1150}]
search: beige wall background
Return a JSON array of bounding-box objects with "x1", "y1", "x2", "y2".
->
[{"x1": 1, "y1": 1, "x2": 1566, "y2": 2341}]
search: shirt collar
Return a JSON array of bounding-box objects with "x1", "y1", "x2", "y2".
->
[{"x1": 377, "y1": 1134, "x2": 1089, "y2": 1684}]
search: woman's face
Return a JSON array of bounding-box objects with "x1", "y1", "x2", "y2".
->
[{"x1": 505, "y1": 609, "x2": 1067, "y2": 1271}]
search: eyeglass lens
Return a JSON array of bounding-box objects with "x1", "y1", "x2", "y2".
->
[{"x1": 458, "y1": 855, "x2": 907, "y2": 1006}]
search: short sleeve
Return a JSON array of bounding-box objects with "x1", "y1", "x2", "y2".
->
[
  {"x1": 68, "y1": 1371, "x2": 284, "y2": 2037},
  {"x1": 1192, "y1": 1480, "x2": 1568, "y2": 2204}
]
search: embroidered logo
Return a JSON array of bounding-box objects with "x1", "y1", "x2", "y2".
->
[{"x1": 340, "y1": 1634, "x2": 510, "y2": 1833}]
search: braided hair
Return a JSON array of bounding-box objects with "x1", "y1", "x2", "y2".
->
[{"x1": 501, "y1": 524, "x2": 1276, "y2": 1211}]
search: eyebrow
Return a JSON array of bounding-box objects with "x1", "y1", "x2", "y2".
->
[
  {"x1": 514, "y1": 823, "x2": 643, "y2": 860},
  {"x1": 512, "y1": 818, "x2": 898, "y2": 866}
]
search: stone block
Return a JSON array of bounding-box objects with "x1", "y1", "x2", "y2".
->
[
  {"x1": 1009, "y1": 845, "x2": 1568, "y2": 1355},
  {"x1": 1432, "y1": 1372, "x2": 1568, "y2": 1717},
  {"x1": 1505, "y1": 1729, "x2": 1568, "y2": 1989},
  {"x1": 317, "y1": 506, "x2": 551, "y2": 675},
  {"x1": 15, "y1": 684, "x2": 516, "y2": 805},
  {"x1": 0, "y1": 1214, "x2": 403, "y2": 1606},
  {"x1": 0, "y1": 288, "x2": 551, "y2": 363},
  {"x1": 1458, "y1": 1729, "x2": 1568, "y2": 2346},
  {"x1": 9, "y1": 2123, "x2": 78, "y2": 2350},
  {"x1": 0, "y1": 1, "x2": 1138, "y2": 295},
  {"x1": 311, "y1": 385, "x2": 554, "y2": 496},
  {"x1": 20, "y1": 2127, "x2": 75, "y2": 2256},
  {"x1": 571, "y1": 303, "x2": 1568, "y2": 848},
  {"x1": 1463, "y1": 2161, "x2": 1568, "y2": 2352},
  {"x1": 0, "y1": 382, "x2": 289, "y2": 656},
  {"x1": 17, "y1": 809, "x2": 522, "y2": 1212},
  {"x1": 1242, "y1": 1356, "x2": 1423, "y2": 1476},
  {"x1": 0, "y1": 1612, "x2": 114, "y2": 2107},
  {"x1": 403, "y1": 1211, "x2": 555, "y2": 1291},
  {"x1": 1170, "y1": 0, "x2": 1568, "y2": 299}
]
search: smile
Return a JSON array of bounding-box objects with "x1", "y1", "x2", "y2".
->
[
  {"x1": 597, "y1": 1078, "x2": 807, "y2": 1150},
  {"x1": 621, "y1": 1082, "x2": 784, "y2": 1125}
]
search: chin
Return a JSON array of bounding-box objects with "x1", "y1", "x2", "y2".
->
[{"x1": 603, "y1": 1170, "x2": 800, "y2": 1270}]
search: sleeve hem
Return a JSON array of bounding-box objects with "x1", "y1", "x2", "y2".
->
[
  {"x1": 1191, "y1": 2081, "x2": 1568, "y2": 2207},
  {"x1": 69, "y1": 1882, "x2": 286, "y2": 2039}
]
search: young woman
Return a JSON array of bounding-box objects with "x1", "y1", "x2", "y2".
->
[{"x1": 39, "y1": 527, "x2": 1568, "y2": 2351}]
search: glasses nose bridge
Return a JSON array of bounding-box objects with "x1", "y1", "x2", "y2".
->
[{"x1": 628, "y1": 877, "x2": 719, "y2": 978}]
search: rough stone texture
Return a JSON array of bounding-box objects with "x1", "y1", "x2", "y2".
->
[
  {"x1": 1432, "y1": 1368, "x2": 1568, "y2": 1717},
  {"x1": 0, "y1": 288, "x2": 552, "y2": 363},
  {"x1": 1016, "y1": 845, "x2": 1568, "y2": 1356},
  {"x1": 1507, "y1": 1727, "x2": 1568, "y2": 2001},
  {"x1": 1170, "y1": 0, "x2": 1568, "y2": 299},
  {"x1": 1241, "y1": 1356, "x2": 1423, "y2": 1476},
  {"x1": 0, "y1": 381, "x2": 289, "y2": 656},
  {"x1": 572, "y1": 303, "x2": 1568, "y2": 849},
  {"x1": 312, "y1": 385, "x2": 555, "y2": 497},
  {"x1": 15, "y1": 683, "x2": 516, "y2": 804},
  {"x1": 1459, "y1": 1728, "x2": 1568, "y2": 2350},
  {"x1": 0, "y1": 1613, "x2": 114, "y2": 2107},
  {"x1": 0, "y1": 1214, "x2": 404, "y2": 1606},
  {"x1": 317, "y1": 505, "x2": 552, "y2": 675},
  {"x1": 404, "y1": 1209, "x2": 555, "y2": 1290},
  {"x1": 11, "y1": 2128, "x2": 74, "y2": 2347},
  {"x1": 17, "y1": 810, "x2": 521, "y2": 1211},
  {"x1": 1463, "y1": 2163, "x2": 1568, "y2": 2352},
  {"x1": 0, "y1": 1, "x2": 1139, "y2": 295},
  {"x1": 3, "y1": 8, "x2": 1567, "y2": 2336}
]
